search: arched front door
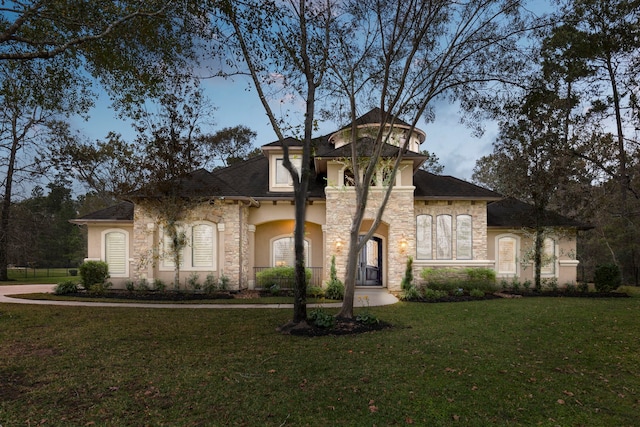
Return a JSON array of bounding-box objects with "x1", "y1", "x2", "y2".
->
[{"x1": 357, "y1": 236, "x2": 383, "y2": 286}]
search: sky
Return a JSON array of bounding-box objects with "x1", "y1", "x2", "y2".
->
[{"x1": 77, "y1": 75, "x2": 498, "y2": 183}]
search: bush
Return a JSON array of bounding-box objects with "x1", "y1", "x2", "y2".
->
[
  {"x1": 307, "y1": 285, "x2": 325, "y2": 298},
  {"x1": 125, "y1": 280, "x2": 135, "y2": 292},
  {"x1": 203, "y1": 274, "x2": 218, "y2": 294},
  {"x1": 308, "y1": 308, "x2": 335, "y2": 328},
  {"x1": 187, "y1": 273, "x2": 201, "y2": 291},
  {"x1": 423, "y1": 288, "x2": 447, "y2": 300},
  {"x1": 470, "y1": 288, "x2": 485, "y2": 298},
  {"x1": 54, "y1": 280, "x2": 78, "y2": 295},
  {"x1": 324, "y1": 255, "x2": 344, "y2": 300},
  {"x1": 153, "y1": 279, "x2": 166, "y2": 292},
  {"x1": 79, "y1": 261, "x2": 109, "y2": 289},
  {"x1": 401, "y1": 256, "x2": 414, "y2": 290},
  {"x1": 88, "y1": 281, "x2": 112, "y2": 295},
  {"x1": 219, "y1": 275, "x2": 229, "y2": 291},
  {"x1": 464, "y1": 268, "x2": 497, "y2": 291},
  {"x1": 594, "y1": 263, "x2": 621, "y2": 292},
  {"x1": 420, "y1": 267, "x2": 497, "y2": 294},
  {"x1": 256, "y1": 266, "x2": 312, "y2": 288},
  {"x1": 399, "y1": 285, "x2": 421, "y2": 301},
  {"x1": 325, "y1": 279, "x2": 344, "y2": 300}
]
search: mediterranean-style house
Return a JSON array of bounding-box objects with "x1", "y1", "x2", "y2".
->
[{"x1": 71, "y1": 108, "x2": 589, "y2": 292}]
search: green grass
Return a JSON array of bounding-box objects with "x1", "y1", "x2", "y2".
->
[
  {"x1": 13, "y1": 292, "x2": 337, "y2": 305},
  {"x1": 2, "y1": 268, "x2": 77, "y2": 285},
  {"x1": 1, "y1": 298, "x2": 639, "y2": 426}
]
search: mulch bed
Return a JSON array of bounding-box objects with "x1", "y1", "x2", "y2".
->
[
  {"x1": 63, "y1": 290, "x2": 235, "y2": 301},
  {"x1": 280, "y1": 317, "x2": 393, "y2": 337}
]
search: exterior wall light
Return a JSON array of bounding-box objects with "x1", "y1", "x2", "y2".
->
[{"x1": 399, "y1": 237, "x2": 408, "y2": 253}]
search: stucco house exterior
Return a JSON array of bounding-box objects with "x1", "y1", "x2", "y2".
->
[{"x1": 72, "y1": 109, "x2": 588, "y2": 291}]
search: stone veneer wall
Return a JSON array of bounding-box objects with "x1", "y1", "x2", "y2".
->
[
  {"x1": 324, "y1": 187, "x2": 415, "y2": 293},
  {"x1": 131, "y1": 200, "x2": 250, "y2": 289},
  {"x1": 413, "y1": 200, "x2": 488, "y2": 260}
]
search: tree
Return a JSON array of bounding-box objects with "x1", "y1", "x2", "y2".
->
[
  {"x1": 218, "y1": 0, "x2": 334, "y2": 326},
  {"x1": 0, "y1": 1, "x2": 209, "y2": 280},
  {"x1": 328, "y1": 0, "x2": 533, "y2": 318},
  {"x1": 539, "y1": 0, "x2": 640, "y2": 282},
  {"x1": 473, "y1": 77, "x2": 583, "y2": 289},
  {"x1": 0, "y1": 60, "x2": 90, "y2": 280}
]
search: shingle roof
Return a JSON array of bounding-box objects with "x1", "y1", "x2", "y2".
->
[
  {"x1": 487, "y1": 198, "x2": 592, "y2": 229},
  {"x1": 413, "y1": 170, "x2": 502, "y2": 200},
  {"x1": 335, "y1": 107, "x2": 412, "y2": 132},
  {"x1": 73, "y1": 201, "x2": 134, "y2": 221}
]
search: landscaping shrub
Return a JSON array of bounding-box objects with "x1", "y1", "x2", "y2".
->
[
  {"x1": 401, "y1": 256, "x2": 414, "y2": 290},
  {"x1": 464, "y1": 267, "x2": 497, "y2": 292},
  {"x1": 594, "y1": 263, "x2": 621, "y2": 292},
  {"x1": 470, "y1": 288, "x2": 485, "y2": 298},
  {"x1": 203, "y1": 274, "x2": 218, "y2": 294},
  {"x1": 308, "y1": 308, "x2": 335, "y2": 328},
  {"x1": 399, "y1": 285, "x2": 421, "y2": 301},
  {"x1": 153, "y1": 279, "x2": 166, "y2": 292},
  {"x1": 324, "y1": 255, "x2": 344, "y2": 300},
  {"x1": 256, "y1": 267, "x2": 311, "y2": 288},
  {"x1": 421, "y1": 267, "x2": 497, "y2": 294},
  {"x1": 54, "y1": 280, "x2": 78, "y2": 295},
  {"x1": 79, "y1": 261, "x2": 109, "y2": 289},
  {"x1": 307, "y1": 285, "x2": 324, "y2": 298},
  {"x1": 88, "y1": 281, "x2": 112, "y2": 295}
]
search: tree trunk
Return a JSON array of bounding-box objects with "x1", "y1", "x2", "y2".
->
[{"x1": 0, "y1": 124, "x2": 20, "y2": 281}]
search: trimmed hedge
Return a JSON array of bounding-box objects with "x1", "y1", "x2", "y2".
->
[
  {"x1": 420, "y1": 267, "x2": 497, "y2": 293},
  {"x1": 256, "y1": 266, "x2": 312, "y2": 288}
]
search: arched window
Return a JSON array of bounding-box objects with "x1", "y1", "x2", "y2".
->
[
  {"x1": 541, "y1": 238, "x2": 556, "y2": 275},
  {"x1": 436, "y1": 214, "x2": 452, "y2": 259},
  {"x1": 456, "y1": 215, "x2": 472, "y2": 260},
  {"x1": 103, "y1": 230, "x2": 128, "y2": 277},
  {"x1": 272, "y1": 237, "x2": 310, "y2": 267},
  {"x1": 416, "y1": 214, "x2": 432, "y2": 260},
  {"x1": 497, "y1": 235, "x2": 518, "y2": 276}
]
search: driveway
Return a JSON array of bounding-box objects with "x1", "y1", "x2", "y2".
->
[{"x1": 0, "y1": 284, "x2": 398, "y2": 308}]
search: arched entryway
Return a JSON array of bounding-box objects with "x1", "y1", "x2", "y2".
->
[{"x1": 357, "y1": 235, "x2": 383, "y2": 286}]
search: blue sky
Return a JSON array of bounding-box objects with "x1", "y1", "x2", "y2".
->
[{"x1": 77, "y1": 75, "x2": 498, "y2": 182}]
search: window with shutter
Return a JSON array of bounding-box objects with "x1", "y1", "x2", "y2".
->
[{"x1": 105, "y1": 231, "x2": 127, "y2": 276}]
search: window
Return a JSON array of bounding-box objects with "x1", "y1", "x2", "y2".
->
[
  {"x1": 541, "y1": 238, "x2": 556, "y2": 275},
  {"x1": 436, "y1": 215, "x2": 452, "y2": 259},
  {"x1": 272, "y1": 237, "x2": 310, "y2": 267},
  {"x1": 275, "y1": 156, "x2": 302, "y2": 186},
  {"x1": 104, "y1": 230, "x2": 127, "y2": 276},
  {"x1": 161, "y1": 222, "x2": 217, "y2": 271},
  {"x1": 416, "y1": 214, "x2": 432, "y2": 260},
  {"x1": 497, "y1": 236, "x2": 518, "y2": 275},
  {"x1": 456, "y1": 215, "x2": 472, "y2": 260}
]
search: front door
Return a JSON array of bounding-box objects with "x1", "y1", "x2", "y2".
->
[{"x1": 356, "y1": 236, "x2": 382, "y2": 286}]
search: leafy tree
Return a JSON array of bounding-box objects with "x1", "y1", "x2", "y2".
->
[
  {"x1": 328, "y1": 0, "x2": 534, "y2": 318},
  {"x1": 0, "y1": 1, "x2": 209, "y2": 280},
  {"x1": 419, "y1": 150, "x2": 444, "y2": 174},
  {"x1": 537, "y1": 0, "x2": 640, "y2": 282},
  {"x1": 218, "y1": 0, "x2": 334, "y2": 326}
]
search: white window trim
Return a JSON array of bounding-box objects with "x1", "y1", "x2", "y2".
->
[
  {"x1": 270, "y1": 235, "x2": 311, "y2": 267},
  {"x1": 540, "y1": 237, "x2": 558, "y2": 277},
  {"x1": 159, "y1": 221, "x2": 217, "y2": 272},
  {"x1": 495, "y1": 234, "x2": 520, "y2": 277},
  {"x1": 270, "y1": 153, "x2": 302, "y2": 191},
  {"x1": 456, "y1": 214, "x2": 473, "y2": 260},
  {"x1": 101, "y1": 229, "x2": 130, "y2": 278},
  {"x1": 416, "y1": 214, "x2": 433, "y2": 260}
]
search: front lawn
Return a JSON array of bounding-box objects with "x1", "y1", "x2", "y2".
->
[{"x1": 1, "y1": 298, "x2": 639, "y2": 426}]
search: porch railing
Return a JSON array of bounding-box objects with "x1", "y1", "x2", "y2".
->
[{"x1": 253, "y1": 267, "x2": 323, "y2": 288}]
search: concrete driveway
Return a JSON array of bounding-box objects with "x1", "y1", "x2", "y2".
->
[{"x1": 0, "y1": 284, "x2": 398, "y2": 309}]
